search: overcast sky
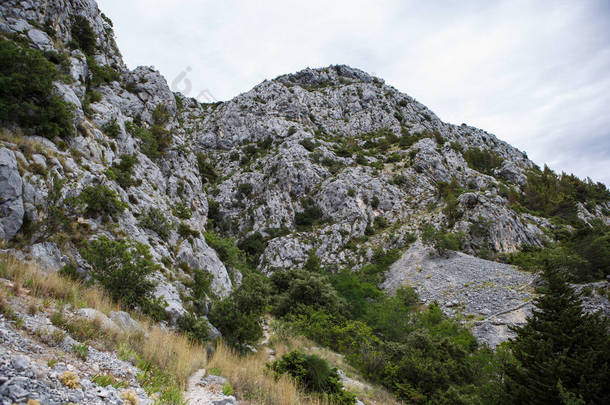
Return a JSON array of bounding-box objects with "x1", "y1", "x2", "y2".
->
[{"x1": 97, "y1": 0, "x2": 610, "y2": 185}]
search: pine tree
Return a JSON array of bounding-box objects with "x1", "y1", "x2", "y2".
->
[{"x1": 504, "y1": 265, "x2": 610, "y2": 404}]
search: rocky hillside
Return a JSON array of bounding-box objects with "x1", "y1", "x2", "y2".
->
[{"x1": 1, "y1": 0, "x2": 609, "y2": 349}]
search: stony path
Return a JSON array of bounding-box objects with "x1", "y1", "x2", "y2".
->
[{"x1": 184, "y1": 368, "x2": 231, "y2": 405}]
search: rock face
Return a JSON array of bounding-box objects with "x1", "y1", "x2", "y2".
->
[
  {"x1": 1, "y1": 0, "x2": 608, "y2": 341},
  {"x1": 0, "y1": 148, "x2": 24, "y2": 241}
]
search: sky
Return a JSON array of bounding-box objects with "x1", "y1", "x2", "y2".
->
[{"x1": 97, "y1": 0, "x2": 610, "y2": 185}]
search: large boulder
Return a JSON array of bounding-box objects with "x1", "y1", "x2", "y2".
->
[{"x1": 0, "y1": 148, "x2": 24, "y2": 240}]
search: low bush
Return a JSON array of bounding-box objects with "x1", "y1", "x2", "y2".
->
[
  {"x1": 177, "y1": 312, "x2": 210, "y2": 343},
  {"x1": 87, "y1": 57, "x2": 120, "y2": 87},
  {"x1": 77, "y1": 185, "x2": 126, "y2": 221},
  {"x1": 196, "y1": 153, "x2": 218, "y2": 184},
  {"x1": 294, "y1": 199, "x2": 324, "y2": 230},
  {"x1": 463, "y1": 147, "x2": 503, "y2": 175},
  {"x1": 80, "y1": 236, "x2": 157, "y2": 311},
  {"x1": 0, "y1": 39, "x2": 74, "y2": 139},
  {"x1": 504, "y1": 222, "x2": 610, "y2": 281},
  {"x1": 172, "y1": 202, "x2": 192, "y2": 219},
  {"x1": 203, "y1": 232, "x2": 249, "y2": 274},
  {"x1": 237, "y1": 232, "x2": 267, "y2": 266},
  {"x1": 139, "y1": 207, "x2": 173, "y2": 241},
  {"x1": 102, "y1": 118, "x2": 121, "y2": 138},
  {"x1": 106, "y1": 154, "x2": 137, "y2": 189},
  {"x1": 271, "y1": 269, "x2": 346, "y2": 318},
  {"x1": 420, "y1": 223, "x2": 464, "y2": 256},
  {"x1": 183, "y1": 267, "x2": 212, "y2": 313},
  {"x1": 209, "y1": 274, "x2": 269, "y2": 351},
  {"x1": 268, "y1": 351, "x2": 356, "y2": 404},
  {"x1": 126, "y1": 121, "x2": 160, "y2": 160},
  {"x1": 300, "y1": 138, "x2": 316, "y2": 152},
  {"x1": 70, "y1": 16, "x2": 96, "y2": 56},
  {"x1": 237, "y1": 183, "x2": 253, "y2": 197}
]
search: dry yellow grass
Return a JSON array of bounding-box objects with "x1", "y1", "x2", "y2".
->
[
  {"x1": 0, "y1": 254, "x2": 206, "y2": 389},
  {"x1": 59, "y1": 371, "x2": 80, "y2": 388},
  {"x1": 208, "y1": 342, "x2": 328, "y2": 405}
]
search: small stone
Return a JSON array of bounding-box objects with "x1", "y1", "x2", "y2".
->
[{"x1": 11, "y1": 355, "x2": 30, "y2": 372}]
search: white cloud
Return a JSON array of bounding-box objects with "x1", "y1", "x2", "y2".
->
[{"x1": 98, "y1": 0, "x2": 610, "y2": 184}]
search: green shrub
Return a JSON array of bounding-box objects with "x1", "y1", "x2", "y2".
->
[
  {"x1": 420, "y1": 223, "x2": 464, "y2": 256},
  {"x1": 237, "y1": 183, "x2": 253, "y2": 197},
  {"x1": 195, "y1": 153, "x2": 218, "y2": 184},
  {"x1": 463, "y1": 147, "x2": 503, "y2": 175},
  {"x1": 294, "y1": 199, "x2": 324, "y2": 230},
  {"x1": 303, "y1": 251, "x2": 321, "y2": 273},
  {"x1": 209, "y1": 274, "x2": 269, "y2": 351},
  {"x1": 126, "y1": 121, "x2": 160, "y2": 160},
  {"x1": 0, "y1": 39, "x2": 74, "y2": 139},
  {"x1": 77, "y1": 185, "x2": 126, "y2": 221},
  {"x1": 398, "y1": 130, "x2": 423, "y2": 149},
  {"x1": 73, "y1": 342, "x2": 89, "y2": 361},
  {"x1": 268, "y1": 351, "x2": 356, "y2": 404},
  {"x1": 139, "y1": 207, "x2": 173, "y2": 241},
  {"x1": 152, "y1": 104, "x2": 171, "y2": 125},
  {"x1": 186, "y1": 267, "x2": 212, "y2": 312},
  {"x1": 102, "y1": 118, "x2": 121, "y2": 138},
  {"x1": 222, "y1": 382, "x2": 234, "y2": 396},
  {"x1": 373, "y1": 215, "x2": 388, "y2": 230},
  {"x1": 300, "y1": 138, "x2": 316, "y2": 152},
  {"x1": 70, "y1": 16, "x2": 96, "y2": 56},
  {"x1": 177, "y1": 312, "x2": 210, "y2": 343},
  {"x1": 87, "y1": 57, "x2": 120, "y2": 87},
  {"x1": 106, "y1": 154, "x2": 137, "y2": 189},
  {"x1": 517, "y1": 165, "x2": 609, "y2": 225},
  {"x1": 203, "y1": 232, "x2": 248, "y2": 273},
  {"x1": 237, "y1": 232, "x2": 267, "y2": 266},
  {"x1": 271, "y1": 269, "x2": 346, "y2": 318},
  {"x1": 177, "y1": 223, "x2": 199, "y2": 239},
  {"x1": 81, "y1": 236, "x2": 157, "y2": 310},
  {"x1": 504, "y1": 223, "x2": 610, "y2": 282},
  {"x1": 172, "y1": 202, "x2": 192, "y2": 219}
]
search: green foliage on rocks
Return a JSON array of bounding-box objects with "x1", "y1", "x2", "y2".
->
[
  {"x1": 77, "y1": 184, "x2": 127, "y2": 221},
  {"x1": 139, "y1": 207, "x2": 173, "y2": 241},
  {"x1": 106, "y1": 154, "x2": 138, "y2": 189},
  {"x1": 268, "y1": 248, "x2": 501, "y2": 404},
  {"x1": 294, "y1": 198, "x2": 324, "y2": 230},
  {"x1": 70, "y1": 16, "x2": 96, "y2": 56},
  {"x1": 420, "y1": 223, "x2": 464, "y2": 257},
  {"x1": 81, "y1": 236, "x2": 161, "y2": 312},
  {"x1": 196, "y1": 153, "x2": 218, "y2": 184},
  {"x1": 463, "y1": 147, "x2": 503, "y2": 175},
  {"x1": 0, "y1": 39, "x2": 74, "y2": 139}
]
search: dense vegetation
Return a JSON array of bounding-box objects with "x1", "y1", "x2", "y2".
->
[
  {"x1": 463, "y1": 147, "x2": 503, "y2": 175},
  {"x1": 516, "y1": 165, "x2": 609, "y2": 225},
  {"x1": 501, "y1": 165, "x2": 610, "y2": 281},
  {"x1": 0, "y1": 39, "x2": 74, "y2": 138}
]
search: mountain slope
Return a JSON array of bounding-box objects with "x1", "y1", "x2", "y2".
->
[{"x1": 1, "y1": 0, "x2": 608, "y2": 345}]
